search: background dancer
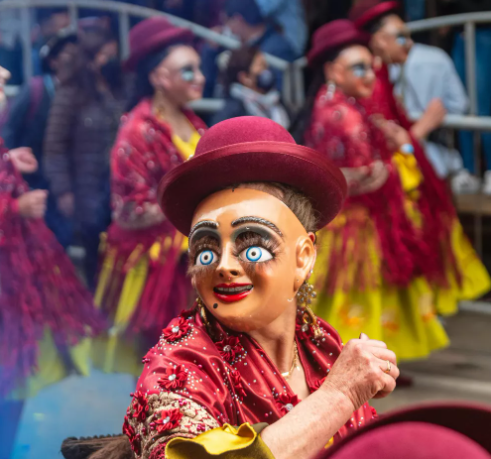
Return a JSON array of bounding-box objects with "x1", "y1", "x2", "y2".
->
[
  {"x1": 0, "y1": 145, "x2": 104, "y2": 459},
  {"x1": 349, "y1": 0, "x2": 490, "y2": 318},
  {"x1": 94, "y1": 17, "x2": 206, "y2": 377}
]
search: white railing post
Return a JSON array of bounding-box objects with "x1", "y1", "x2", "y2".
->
[
  {"x1": 119, "y1": 11, "x2": 130, "y2": 60},
  {"x1": 20, "y1": 5, "x2": 33, "y2": 81},
  {"x1": 68, "y1": 2, "x2": 78, "y2": 27},
  {"x1": 464, "y1": 21, "x2": 483, "y2": 255}
]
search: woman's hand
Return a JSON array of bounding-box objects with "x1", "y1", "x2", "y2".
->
[
  {"x1": 10, "y1": 147, "x2": 38, "y2": 174},
  {"x1": 18, "y1": 190, "x2": 48, "y2": 219},
  {"x1": 321, "y1": 333, "x2": 399, "y2": 411},
  {"x1": 342, "y1": 160, "x2": 389, "y2": 196},
  {"x1": 411, "y1": 98, "x2": 447, "y2": 140},
  {"x1": 372, "y1": 115, "x2": 411, "y2": 151}
]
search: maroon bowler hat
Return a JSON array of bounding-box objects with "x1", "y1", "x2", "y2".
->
[
  {"x1": 307, "y1": 19, "x2": 370, "y2": 67},
  {"x1": 326, "y1": 422, "x2": 491, "y2": 459},
  {"x1": 323, "y1": 402, "x2": 491, "y2": 458},
  {"x1": 349, "y1": 0, "x2": 401, "y2": 30},
  {"x1": 124, "y1": 17, "x2": 193, "y2": 71},
  {"x1": 158, "y1": 116, "x2": 347, "y2": 235}
]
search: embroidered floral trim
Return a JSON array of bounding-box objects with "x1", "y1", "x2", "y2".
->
[
  {"x1": 125, "y1": 391, "x2": 220, "y2": 459},
  {"x1": 150, "y1": 408, "x2": 182, "y2": 434},
  {"x1": 130, "y1": 391, "x2": 150, "y2": 423},
  {"x1": 123, "y1": 415, "x2": 142, "y2": 456},
  {"x1": 158, "y1": 365, "x2": 187, "y2": 390},
  {"x1": 276, "y1": 393, "x2": 299, "y2": 415},
  {"x1": 162, "y1": 317, "x2": 190, "y2": 342},
  {"x1": 216, "y1": 335, "x2": 241, "y2": 362},
  {"x1": 230, "y1": 369, "x2": 247, "y2": 400}
]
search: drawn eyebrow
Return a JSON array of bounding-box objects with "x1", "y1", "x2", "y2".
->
[
  {"x1": 189, "y1": 221, "x2": 219, "y2": 240},
  {"x1": 231, "y1": 216, "x2": 283, "y2": 238}
]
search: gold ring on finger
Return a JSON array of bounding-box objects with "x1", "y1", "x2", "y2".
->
[{"x1": 385, "y1": 360, "x2": 391, "y2": 374}]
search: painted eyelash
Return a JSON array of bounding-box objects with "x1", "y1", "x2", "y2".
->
[{"x1": 232, "y1": 232, "x2": 280, "y2": 259}]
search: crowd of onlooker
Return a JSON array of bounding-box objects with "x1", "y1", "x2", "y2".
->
[{"x1": 1, "y1": 0, "x2": 491, "y2": 271}]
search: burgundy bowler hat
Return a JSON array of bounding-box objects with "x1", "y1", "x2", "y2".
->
[
  {"x1": 124, "y1": 17, "x2": 193, "y2": 71},
  {"x1": 307, "y1": 19, "x2": 370, "y2": 67},
  {"x1": 326, "y1": 422, "x2": 491, "y2": 459},
  {"x1": 158, "y1": 116, "x2": 347, "y2": 235},
  {"x1": 323, "y1": 402, "x2": 491, "y2": 458},
  {"x1": 349, "y1": 0, "x2": 401, "y2": 30}
]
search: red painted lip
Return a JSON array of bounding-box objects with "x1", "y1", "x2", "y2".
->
[{"x1": 213, "y1": 283, "x2": 253, "y2": 303}]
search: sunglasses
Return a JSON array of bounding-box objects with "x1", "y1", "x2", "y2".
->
[
  {"x1": 387, "y1": 30, "x2": 412, "y2": 47},
  {"x1": 348, "y1": 62, "x2": 373, "y2": 79},
  {"x1": 178, "y1": 64, "x2": 200, "y2": 83}
]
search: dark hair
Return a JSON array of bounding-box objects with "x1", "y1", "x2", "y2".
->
[
  {"x1": 290, "y1": 48, "x2": 342, "y2": 144},
  {"x1": 225, "y1": 0, "x2": 264, "y2": 26},
  {"x1": 223, "y1": 46, "x2": 260, "y2": 93},
  {"x1": 58, "y1": 27, "x2": 118, "y2": 99},
  {"x1": 365, "y1": 10, "x2": 402, "y2": 34}
]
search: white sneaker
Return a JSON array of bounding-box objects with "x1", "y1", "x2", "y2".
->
[
  {"x1": 482, "y1": 171, "x2": 491, "y2": 196},
  {"x1": 451, "y1": 169, "x2": 481, "y2": 195}
]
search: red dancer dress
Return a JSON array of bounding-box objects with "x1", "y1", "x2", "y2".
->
[
  {"x1": 306, "y1": 87, "x2": 451, "y2": 360},
  {"x1": 124, "y1": 309, "x2": 376, "y2": 458},
  {"x1": 0, "y1": 146, "x2": 104, "y2": 398},
  {"x1": 359, "y1": 64, "x2": 490, "y2": 316},
  {"x1": 94, "y1": 99, "x2": 207, "y2": 376}
]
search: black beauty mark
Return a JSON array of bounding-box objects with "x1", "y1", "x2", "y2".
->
[{"x1": 213, "y1": 303, "x2": 218, "y2": 309}]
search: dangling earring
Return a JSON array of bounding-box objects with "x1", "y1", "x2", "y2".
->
[
  {"x1": 326, "y1": 81, "x2": 336, "y2": 100},
  {"x1": 296, "y1": 281, "x2": 317, "y2": 309},
  {"x1": 296, "y1": 280, "x2": 323, "y2": 339},
  {"x1": 197, "y1": 297, "x2": 209, "y2": 328}
]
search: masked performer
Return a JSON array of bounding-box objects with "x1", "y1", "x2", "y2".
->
[
  {"x1": 94, "y1": 18, "x2": 206, "y2": 376},
  {"x1": 0, "y1": 145, "x2": 103, "y2": 459},
  {"x1": 294, "y1": 19, "x2": 451, "y2": 361},
  {"x1": 348, "y1": 0, "x2": 490, "y2": 317},
  {"x1": 61, "y1": 117, "x2": 400, "y2": 459}
]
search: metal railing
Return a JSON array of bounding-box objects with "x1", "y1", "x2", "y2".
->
[{"x1": 0, "y1": 0, "x2": 296, "y2": 104}]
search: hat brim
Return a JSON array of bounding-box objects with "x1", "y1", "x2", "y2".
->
[
  {"x1": 353, "y1": 1, "x2": 401, "y2": 29},
  {"x1": 123, "y1": 27, "x2": 194, "y2": 72},
  {"x1": 158, "y1": 141, "x2": 347, "y2": 235},
  {"x1": 323, "y1": 402, "x2": 491, "y2": 458},
  {"x1": 307, "y1": 32, "x2": 370, "y2": 67}
]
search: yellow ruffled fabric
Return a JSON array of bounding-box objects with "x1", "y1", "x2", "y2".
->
[
  {"x1": 312, "y1": 222, "x2": 450, "y2": 361},
  {"x1": 166, "y1": 423, "x2": 275, "y2": 459}
]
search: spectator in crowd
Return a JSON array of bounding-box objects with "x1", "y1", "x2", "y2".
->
[
  {"x1": 202, "y1": 0, "x2": 301, "y2": 97},
  {"x1": 254, "y1": 0, "x2": 307, "y2": 59},
  {"x1": 451, "y1": 0, "x2": 491, "y2": 194},
  {"x1": 2, "y1": 28, "x2": 77, "y2": 248},
  {"x1": 0, "y1": 66, "x2": 11, "y2": 131},
  {"x1": 210, "y1": 46, "x2": 289, "y2": 128},
  {"x1": 390, "y1": 42, "x2": 475, "y2": 193},
  {"x1": 32, "y1": 8, "x2": 71, "y2": 76},
  {"x1": 44, "y1": 24, "x2": 126, "y2": 289},
  {"x1": 93, "y1": 18, "x2": 206, "y2": 376}
]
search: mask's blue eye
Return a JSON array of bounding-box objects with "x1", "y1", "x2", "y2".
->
[
  {"x1": 240, "y1": 246, "x2": 273, "y2": 263},
  {"x1": 196, "y1": 250, "x2": 217, "y2": 266}
]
